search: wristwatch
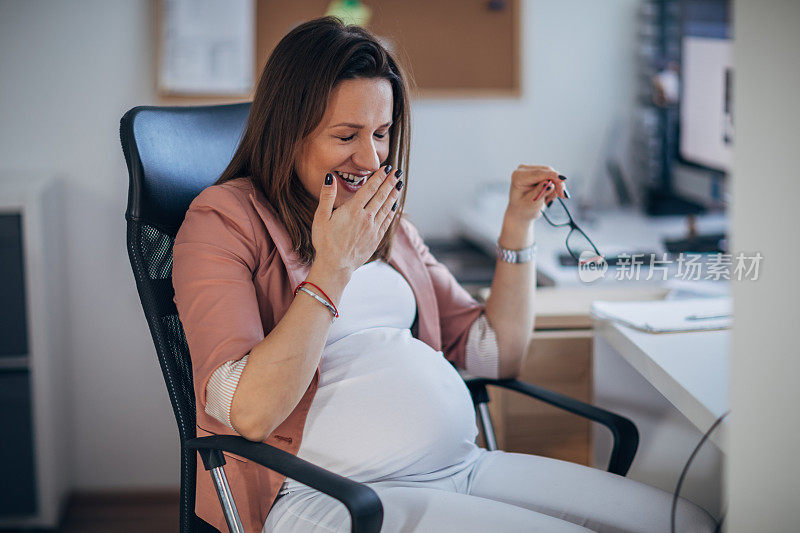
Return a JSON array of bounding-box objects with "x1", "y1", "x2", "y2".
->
[{"x1": 496, "y1": 240, "x2": 537, "y2": 263}]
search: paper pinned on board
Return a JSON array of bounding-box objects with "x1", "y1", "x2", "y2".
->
[
  {"x1": 591, "y1": 297, "x2": 732, "y2": 334},
  {"x1": 160, "y1": 0, "x2": 255, "y2": 95}
]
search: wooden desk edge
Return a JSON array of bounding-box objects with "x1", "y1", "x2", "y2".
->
[{"x1": 478, "y1": 285, "x2": 670, "y2": 331}]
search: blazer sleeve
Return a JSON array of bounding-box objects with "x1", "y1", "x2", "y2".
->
[
  {"x1": 402, "y1": 218, "x2": 486, "y2": 370},
  {"x1": 172, "y1": 185, "x2": 265, "y2": 419}
]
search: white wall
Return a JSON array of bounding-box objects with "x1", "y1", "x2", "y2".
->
[
  {"x1": 0, "y1": 0, "x2": 169, "y2": 489},
  {"x1": 728, "y1": 1, "x2": 800, "y2": 530},
  {"x1": 0, "y1": 0, "x2": 637, "y2": 490}
]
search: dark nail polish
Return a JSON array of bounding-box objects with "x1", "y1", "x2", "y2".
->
[
  {"x1": 325, "y1": 173, "x2": 333, "y2": 185},
  {"x1": 385, "y1": 165, "x2": 393, "y2": 174},
  {"x1": 396, "y1": 180, "x2": 404, "y2": 190},
  {"x1": 558, "y1": 174, "x2": 567, "y2": 181},
  {"x1": 391, "y1": 202, "x2": 397, "y2": 211},
  {"x1": 395, "y1": 169, "x2": 403, "y2": 179},
  {"x1": 564, "y1": 186, "x2": 571, "y2": 199},
  {"x1": 547, "y1": 182, "x2": 555, "y2": 190},
  {"x1": 547, "y1": 199, "x2": 553, "y2": 207}
]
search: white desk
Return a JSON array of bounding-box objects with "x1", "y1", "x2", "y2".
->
[
  {"x1": 592, "y1": 318, "x2": 727, "y2": 518},
  {"x1": 594, "y1": 319, "x2": 729, "y2": 450}
]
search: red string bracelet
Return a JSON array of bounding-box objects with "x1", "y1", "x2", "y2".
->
[{"x1": 293, "y1": 281, "x2": 339, "y2": 318}]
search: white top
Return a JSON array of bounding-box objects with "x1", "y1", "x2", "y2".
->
[
  {"x1": 202, "y1": 259, "x2": 500, "y2": 493},
  {"x1": 281, "y1": 260, "x2": 482, "y2": 492}
]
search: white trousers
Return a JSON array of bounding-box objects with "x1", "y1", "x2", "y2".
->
[{"x1": 263, "y1": 448, "x2": 716, "y2": 532}]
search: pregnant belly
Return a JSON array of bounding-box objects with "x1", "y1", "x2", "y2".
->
[{"x1": 296, "y1": 328, "x2": 479, "y2": 483}]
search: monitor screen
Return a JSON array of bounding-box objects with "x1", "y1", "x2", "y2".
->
[{"x1": 679, "y1": 0, "x2": 732, "y2": 172}]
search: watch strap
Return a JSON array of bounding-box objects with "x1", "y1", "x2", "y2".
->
[{"x1": 496, "y1": 241, "x2": 537, "y2": 263}]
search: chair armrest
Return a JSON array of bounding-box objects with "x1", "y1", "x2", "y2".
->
[
  {"x1": 185, "y1": 435, "x2": 382, "y2": 533},
  {"x1": 464, "y1": 377, "x2": 639, "y2": 476}
]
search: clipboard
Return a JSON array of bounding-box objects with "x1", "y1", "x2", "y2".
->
[{"x1": 591, "y1": 297, "x2": 732, "y2": 334}]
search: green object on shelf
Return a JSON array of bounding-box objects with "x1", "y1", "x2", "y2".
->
[{"x1": 325, "y1": 0, "x2": 371, "y2": 27}]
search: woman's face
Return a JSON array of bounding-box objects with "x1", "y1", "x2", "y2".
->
[{"x1": 295, "y1": 77, "x2": 394, "y2": 208}]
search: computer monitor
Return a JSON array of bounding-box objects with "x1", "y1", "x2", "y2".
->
[
  {"x1": 655, "y1": 0, "x2": 730, "y2": 252},
  {"x1": 679, "y1": 0, "x2": 732, "y2": 173}
]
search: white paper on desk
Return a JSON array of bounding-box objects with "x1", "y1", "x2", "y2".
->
[{"x1": 591, "y1": 297, "x2": 732, "y2": 334}]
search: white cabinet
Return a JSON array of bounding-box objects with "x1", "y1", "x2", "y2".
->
[{"x1": 0, "y1": 177, "x2": 68, "y2": 528}]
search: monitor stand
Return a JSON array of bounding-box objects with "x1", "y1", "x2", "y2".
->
[{"x1": 663, "y1": 214, "x2": 727, "y2": 254}]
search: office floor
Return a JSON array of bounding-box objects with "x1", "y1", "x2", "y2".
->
[{"x1": 58, "y1": 491, "x2": 178, "y2": 533}]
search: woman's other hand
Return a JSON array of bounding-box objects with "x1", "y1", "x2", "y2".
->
[
  {"x1": 505, "y1": 164, "x2": 566, "y2": 224},
  {"x1": 312, "y1": 165, "x2": 402, "y2": 274}
]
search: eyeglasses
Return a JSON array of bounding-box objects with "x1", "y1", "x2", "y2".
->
[{"x1": 541, "y1": 197, "x2": 603, "y2": 265}]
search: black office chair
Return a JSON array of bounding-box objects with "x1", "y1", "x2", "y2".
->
[{"x1": 120, "y1": 103, "x2": 639, "y2": 533}]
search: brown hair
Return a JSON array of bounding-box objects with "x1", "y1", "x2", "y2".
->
[{"x1": 216, "y1": 16, "x2": 412, "y2": 266}]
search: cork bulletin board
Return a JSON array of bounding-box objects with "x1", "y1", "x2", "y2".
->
[{"x1": 156, "y1": 0, "x2": 521, "y2": 102}]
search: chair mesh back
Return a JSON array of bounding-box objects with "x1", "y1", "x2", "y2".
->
[
  {"x1": 126, "y1": 220, "x2": 202, "y2": 532},
  {"x1": 127, "y1": 221, "x2": 194, "y2": 430},
  {"x1": 121, "y1": 103, "x2": 251, "y2": 533}
]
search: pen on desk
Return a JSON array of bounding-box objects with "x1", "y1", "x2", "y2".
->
[{"x1": 685, "y1": 313, "x2": 732, "y2": 321}]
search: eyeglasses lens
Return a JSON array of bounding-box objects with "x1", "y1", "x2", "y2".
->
[
  {"x1": 567, "y1": 229, "x2": 600, "y2": 261},
  {"x1": 542, "y1": 199, "x2": 571, "y2": 226}
]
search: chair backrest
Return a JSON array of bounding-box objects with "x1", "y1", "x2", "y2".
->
[{"x1": 120, "y1": 103, "x2": 251, "y2": 533}]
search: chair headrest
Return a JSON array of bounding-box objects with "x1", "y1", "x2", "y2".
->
[{"x1": 121, "y1": 103, "x2": 251, "y2": 235}]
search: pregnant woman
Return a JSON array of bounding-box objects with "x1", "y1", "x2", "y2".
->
[{"x1": 172, "y1": 16, "x2": 714, "y2": 533}]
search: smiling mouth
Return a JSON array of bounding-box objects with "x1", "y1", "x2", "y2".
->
[{"x1": 334, "y1": 171, "x2": 369, "y2": 185}]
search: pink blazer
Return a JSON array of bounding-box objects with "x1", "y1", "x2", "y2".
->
[{"x1": 172, "y1": 177, "x2": 485, "y2": 532}]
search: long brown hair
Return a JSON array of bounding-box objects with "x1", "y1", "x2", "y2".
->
[{"x1": 216, "y1": 16, "x2": 412, "y2": 266}]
